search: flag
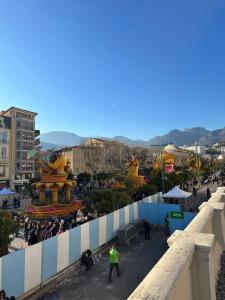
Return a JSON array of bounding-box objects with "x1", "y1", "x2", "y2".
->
[{"x1": 27, "y1": 148, "x2": 39, "y2": 160}]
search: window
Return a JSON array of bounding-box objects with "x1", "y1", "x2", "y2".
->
[
  {"x1": 0, "y1": 119, "x2": 4, "y2": 128},
  {"x1": 0, "y1": 166, "x2": 5, "y2": 177},
  {"x1": 16, "y1": 112, "x2": 32, "y2": 119},
  {"x1": 0, "y1": 131, "x2": 8, "y2": 143},
  {"x1": 16, "y1": 152, "x2": 21, "y2": 160},
  {"x1": 1, "y1": 148, "x2": 7, "y2": 158},
  {"x1": 2, "y1": 132, "x2": 7, "y2": 141},
  {"x1": 0, "y1": 147, "x2": 7, "y2": 158}
]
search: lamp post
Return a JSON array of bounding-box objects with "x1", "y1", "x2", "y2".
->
[
  {"x1": 159, "y1": 146, "x2": 165, "y2": 193},
  {"x1": 150, "y1": 143, "x2": 174, "y2": 193},
  {"x1": 150, "y1": 144, "x2": 168, "y2": 193}
]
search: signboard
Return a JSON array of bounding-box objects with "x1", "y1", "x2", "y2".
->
[{"x1": 170, "y1": 211, "x2": 184, "y2": 219}]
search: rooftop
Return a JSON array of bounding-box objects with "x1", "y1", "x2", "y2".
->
[{"x1": 2, "y1": 106, "x2": 38, "y2": 116}]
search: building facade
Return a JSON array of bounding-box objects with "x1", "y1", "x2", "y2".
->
[
  {"x1": 0, "y1": 115, "x2": 11, "y2": 188},
  {"x1": 180, "y1": 145, "x2": 206, "y2": 155},
  {"x1": 62, "y1": 146, "x2": 91, "y2": 176},
  {"x1": 2, "y1": 107, "x2": 39, "y2": 191}
]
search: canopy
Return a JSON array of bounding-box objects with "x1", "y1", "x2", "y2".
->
[
  {"x1": 162, "y1": 186, "x2": 192, "y2": 199},
  {"x1": 0, "y1": 188, "x2": 16, "y2": 195}
]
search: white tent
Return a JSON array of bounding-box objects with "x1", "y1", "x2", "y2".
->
[
  {"x1": 0, "y1": 188, "x2": 16, "y2": 195},
  {"x1": 162, "y1": 186, "x2": 192, "y2": 211},
  {"x1": 162, "y1": 186, "x2": 192, "y2": 199}
]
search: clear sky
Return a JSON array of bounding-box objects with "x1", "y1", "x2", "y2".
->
[{"x1": 0, "y1": 0, "x2": 225, "y2": 140}]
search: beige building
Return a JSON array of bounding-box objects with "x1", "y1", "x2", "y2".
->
[
  {"x1": 62, "y1": 139, "x2": 130, "y2": 176},
  {"x1": 2, "y1": 107, "x2": 39, "y2": 191},
  {"x1": 0, "y1": 115, "x2": 11, "y2": 188},
  {"x1": 62, "y1": 146, "x2": 91, "y2": 176},
  {"x1": 83, "y1": 138, "x2": 105, "y2": 148}
]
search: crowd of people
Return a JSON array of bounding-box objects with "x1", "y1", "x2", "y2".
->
[
  {"x1": 23, "y1": 209, "x2": 100, "y2": 246},
  {"x1": 1, "y1": 197, "x2": 20, "y2": 210},
  {"x1": 0, "y1": 290, "x2": 15, "y2": 300}
]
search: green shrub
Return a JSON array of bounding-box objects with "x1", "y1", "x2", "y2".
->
[
  {"x1": 83, "y1": 190, "x2": 131, "y2": 214},
  {"x1": 0, "y1": 210, "x2": 18, "y2": 249}
]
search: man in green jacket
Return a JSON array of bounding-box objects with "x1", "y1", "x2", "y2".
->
[{"x1": 109, "y1": 246, "x2": 121, "y2": 282}]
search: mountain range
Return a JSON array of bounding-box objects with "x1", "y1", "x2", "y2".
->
[{"x1": 39, "y1": 127, "x2": 225, "y2": 150}]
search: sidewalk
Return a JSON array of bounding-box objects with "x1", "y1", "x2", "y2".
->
[{"x1": 30, "y1": 228, "x2": 168, "y2": 300}]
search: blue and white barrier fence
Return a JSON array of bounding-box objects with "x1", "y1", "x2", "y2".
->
[
  {"x1": 0, "y1": 192, "x2": 195, "y2": 298},
  {"x1": 0, "y1": 202, "x2": 139, "y2": 298}
]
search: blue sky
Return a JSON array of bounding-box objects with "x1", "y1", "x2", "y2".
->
[{"x1": 0, "y1": 0, "x2": 225, "y2": 140}]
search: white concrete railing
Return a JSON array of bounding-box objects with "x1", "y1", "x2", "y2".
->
[{"x1": 128, "y1": 187, "x2": 225, "y2": 300}]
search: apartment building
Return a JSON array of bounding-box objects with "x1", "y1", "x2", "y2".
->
[
  {"x1": 0, "y1": 115, "x2": 11, "y2": 188},
  {"x1": 2, "y1": 107, "x2": 39, "y2": 191}
]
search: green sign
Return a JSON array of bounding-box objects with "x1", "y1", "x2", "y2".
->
[{"x1": 170, "y1": 211, "x2": 184, "y2": 219}]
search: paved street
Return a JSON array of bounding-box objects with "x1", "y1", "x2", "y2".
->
[
  {"x1": 191, "y1": 181, "x2": 218, "y2": 211},
  {"x1": 30, "y1": 229, "x2": 168, "y2": 300}
]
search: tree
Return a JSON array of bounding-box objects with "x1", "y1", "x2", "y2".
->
[
  {"x1": 0, "y1": 210, "x2": 18, "y2": 257},
  {"x1": 82, "y1": 141, "x2": 130, "y2": 174},
  {"x1": 135, "y1": 184, "x2": 159, "y2": 198},
  {"x1": 83, "y1": 190, "x2": 131, "y2": 214}
]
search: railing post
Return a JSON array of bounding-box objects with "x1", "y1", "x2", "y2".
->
[{"x1": 192, "y1": 234, "x2": 216, "y2": 300}]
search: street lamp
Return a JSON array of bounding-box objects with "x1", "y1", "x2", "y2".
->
[{"x1": 150, "y1": 143, "x2": 173, "y2": 193}]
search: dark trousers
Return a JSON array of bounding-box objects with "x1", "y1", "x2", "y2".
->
[
  {"x1": 144, "y1": 230, "x2": 150, "y2": 240},
  {"x1": 109, "y1": 263, "x2": 120, "y2": 280}
]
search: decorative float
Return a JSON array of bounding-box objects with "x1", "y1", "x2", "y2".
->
[
  {"x1": 153, "y1": 145, "x2": 176, "y2": 174},
  {"x1": 26, "y1": 150, "x2": 83, "y2": 219},
  {"x1": 113, "y1": 154, "x2": 146, "y2": 189}
]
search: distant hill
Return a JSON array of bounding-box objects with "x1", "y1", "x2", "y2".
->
[
  {"x1": 148, "y1": 127, "x2": 225, "y2": 146},
  {"x1": 39, "y1": 131, "x2": 85, "y2": 149},
  {"x1": 39, "y1": 127, "x2": 225, "y2": 149},
  {"x1": 40, "y1": 141, "x2": 62, "y2": 150}
]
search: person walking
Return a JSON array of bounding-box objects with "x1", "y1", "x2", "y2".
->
[
  {"x1": 108, "y1": 246, "x2": 121, "y2": 283},
  {"x1": 143, "y1": 221, "x2": 151, "y2": 240},
  {"x1": 207, "y1": 187, "x2": 211, "y2": 199},
  {"x1": 192, "y1": 187, "x2": 197, "y2": 197},
  {"x1": 165, "y1": 213, "x2": 170, "y2": 236}
]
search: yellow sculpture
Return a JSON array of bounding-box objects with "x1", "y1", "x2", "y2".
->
[
  {"x1": 187, "y1": 155, "x2": 201, "y2": 172},
  {"x1": 113, "y1": 154, "x2": 146, "y2": 189},
  {"x1": 46, "y1": 151, "x2": 66, "y2": 174},
  {"x1": 127, "y1": 155, "x2": 140, "y2": 177},
  {"x1": 40, "y1": 150, "x2": 67, "y2": 182},
  {"x1": 153, "y1": 146, "x2": 175, "y2": 174},
  {"x1": 26, "y1": 150, "x2": 82, "y2": 219}
]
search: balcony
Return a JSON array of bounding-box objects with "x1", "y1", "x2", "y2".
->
[
  {"x1": 0, "y1": 157, "x2": 8, "y2": 164},
  {"x1": 35, "y1": 138, "x2": 40, "y2": 146},
  {"x1": 35, "y1": 129, "x2": 40, "y2": 137},
  {"x1": 0, "y1": 140, "x2": 8, "y2": 144}
]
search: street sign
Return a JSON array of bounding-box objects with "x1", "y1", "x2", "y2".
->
[{"x1": 170, "y1": 211, "x2": 184, "y2": 219}]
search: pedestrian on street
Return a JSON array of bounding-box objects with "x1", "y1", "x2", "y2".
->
[
  {"x1": 165, "y1": 213, "x2": 170, "y2": 236},
  {"x1": 207, "y1": 187, "x2": 211, "y2": 199},
  {"x1": 108, "y1": 246, "x2": 121, "y2": 282},
  {"x1": 193, "y1": 187, "x2": 197, "y2": 197},
  {"x1": 143, "y1": 221, "x2": 151, "y2": 240},
  {"x1": 13, "y1": 197, "x2": 17, "y2": 209}
]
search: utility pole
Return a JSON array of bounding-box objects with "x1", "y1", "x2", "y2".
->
[
  {"x1": 159, "y1": 146, "x2": 165, "y2": 193},
  {"x1": 150, "y1": 144, "x2": 173, "y2": 193}
]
